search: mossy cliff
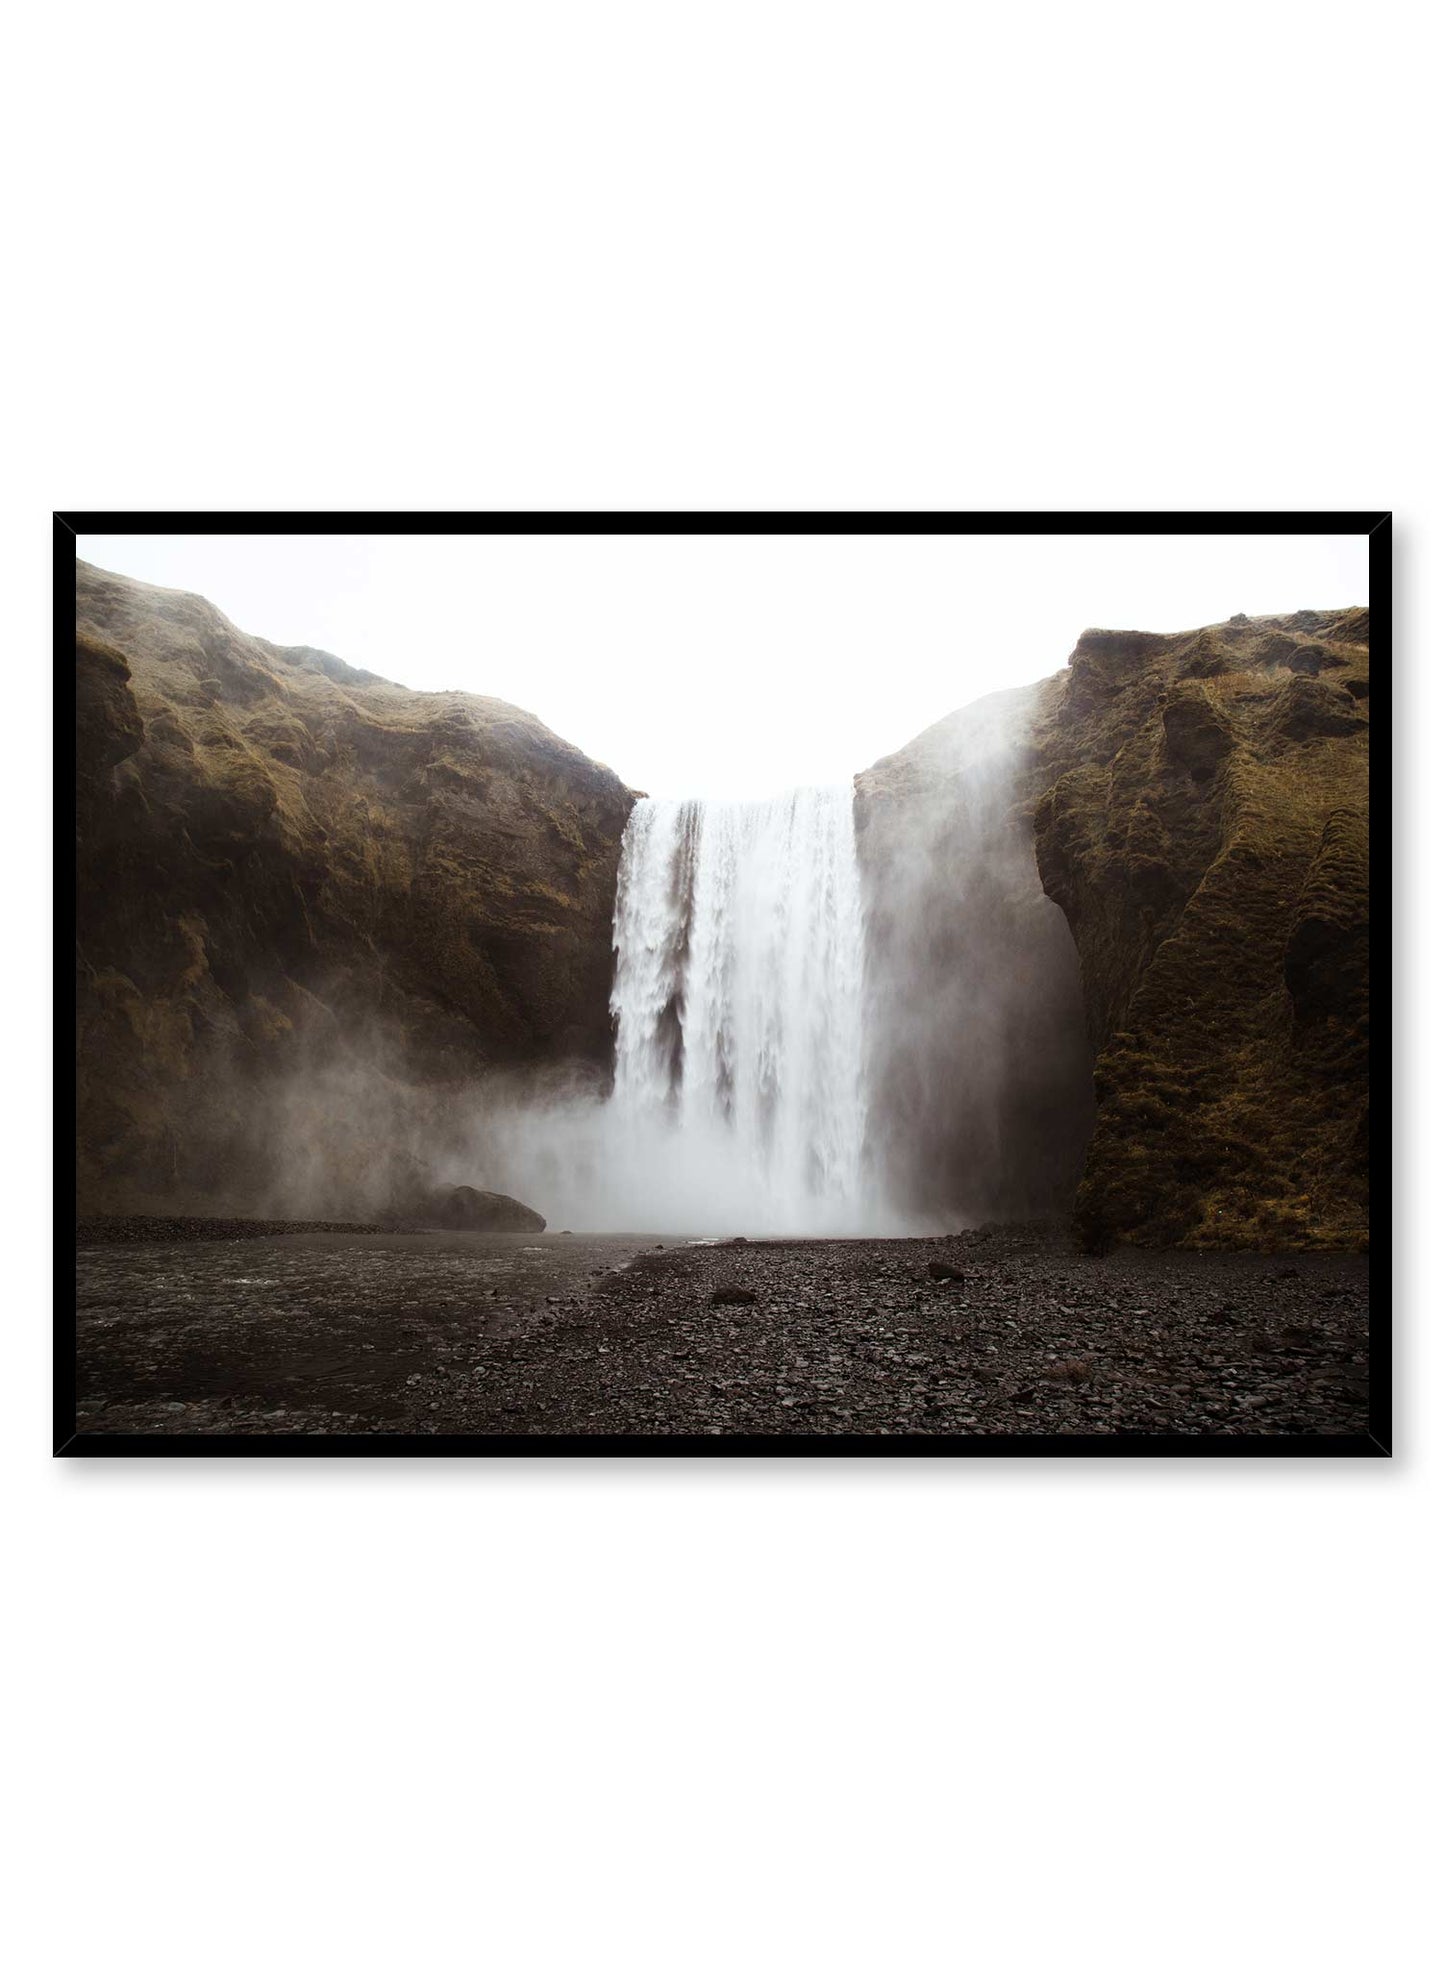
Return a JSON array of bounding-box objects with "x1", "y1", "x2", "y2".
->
[
  {"x1": 1031, "y1": 608, "x2": 1370, "y2": 1250},
  {"x1": 75, "y1": 562, "x2": 635, "y2": 1215},
  {"x1": 856, "y1": 607, "x2": 1369, "y2": 1251}
]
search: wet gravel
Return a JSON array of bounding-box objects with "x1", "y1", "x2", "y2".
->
[
  {"x1": 71, "y1": 1224, "x2": 1371, "y2": 1442},
  {"x1": 76, "y1": 1216, "x2": 388, "y2": 1246}
]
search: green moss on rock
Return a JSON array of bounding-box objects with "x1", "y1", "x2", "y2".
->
[
  {"x1": 1030, "y1": 608, "x2": 1369, "y2": 1252},
  {"x1": 75, "y1": 561, "x2": 636, "y2": 1215}
]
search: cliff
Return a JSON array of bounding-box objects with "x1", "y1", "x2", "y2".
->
[
  {"x1": 74, "y1": 561, "x2": 635, "y2": 1216},
  {"x1": 857, "y1": 605, "x2": 1369, "y2": 1251},
  {"x1": 1032, "y1": 608, "x2": 1370, "y2": 1250}
]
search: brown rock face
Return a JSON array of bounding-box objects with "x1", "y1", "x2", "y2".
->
[
  {"x1": 1032, "y1": 607, "x2": 1369, "y2": 1251},
  {"x1": 74, "y1": 561, "x2": 636, "y2": 1217},
  {"x1": 854, "y1": 685, "x2": 1097, "y2": 1227}
]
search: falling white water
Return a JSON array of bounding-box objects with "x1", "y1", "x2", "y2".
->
[{"x1": 606, "y1": 786, "x2": 871, "y2": 1233}]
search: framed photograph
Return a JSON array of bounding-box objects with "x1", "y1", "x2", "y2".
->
[{"x1": 61, "y1": 513, "x2": 1386, "y2": 1456}]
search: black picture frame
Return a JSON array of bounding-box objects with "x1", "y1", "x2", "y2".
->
[{"x1": 58, "y1": 510, "x2": 1390, "y2": 1458}]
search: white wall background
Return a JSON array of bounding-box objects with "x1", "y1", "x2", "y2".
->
[{"x1": 7, "y1": 5, "x2": 1434, "y2": 1968}]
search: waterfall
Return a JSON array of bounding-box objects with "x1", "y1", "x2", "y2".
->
[{"x1": 608, "y1": 786, "x2": 869, "y2": 1232}]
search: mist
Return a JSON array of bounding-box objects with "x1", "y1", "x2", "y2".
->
[
  {"x1": 855, "y1": 682, "x2": 1095, "y2": 1226},
  {"x1": 220, "y1": 689, "x2": 1094, "y2": 1238}
]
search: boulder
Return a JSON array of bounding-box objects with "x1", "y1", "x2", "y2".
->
[{"x1": 429, "y1": 1186, "x2": 546, "y2": 1232}]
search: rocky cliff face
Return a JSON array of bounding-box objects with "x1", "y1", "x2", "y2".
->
[
  {"x1": 857, "y1": 606, "x2": 1369, "y2": 1251},
  {"x1": 75, "y1": 561, "x2": 635, "y2": 1217},
  {"x1": 1032, "y1": 608, "x2": 1370, "y2": 1251}
]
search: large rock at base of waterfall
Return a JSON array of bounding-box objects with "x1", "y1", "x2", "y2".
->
[
  {"x1": 1030, "y1": 609, "x2": 1369, "y2": 1252},
  {"x1": 75, "y1": 560, "x2": 636, "y2": 1219},
  {"x1": 428, "y1": 1186, "x2": 547, "y2": 1232}
]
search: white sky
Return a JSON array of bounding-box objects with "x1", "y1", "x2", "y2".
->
[{"x1": 76, "y1": 532, "x2": 1368, "y2": 799}]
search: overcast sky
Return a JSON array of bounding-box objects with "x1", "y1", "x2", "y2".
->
[{"x1": 76, "y1": 532, "x2": 1368, "y2": 799}]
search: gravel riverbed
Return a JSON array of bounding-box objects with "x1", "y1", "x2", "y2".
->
[{"x1": 71, "y1": 1224, "x2": 1371, "y2": 1442}]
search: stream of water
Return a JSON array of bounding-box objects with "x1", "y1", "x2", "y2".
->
[{"x1": 607, "y1": 787, "x2": 870, "y2": 1232}]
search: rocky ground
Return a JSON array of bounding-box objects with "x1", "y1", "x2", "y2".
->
[
  {"x1": 71, "y1": 1225, "x2": 1371, "y2": 1442},
  {"x1": 76, "y1": 1216, "x2": 389, "y2": 1246}
]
